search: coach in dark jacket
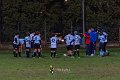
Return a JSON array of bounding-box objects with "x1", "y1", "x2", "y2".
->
[{"x1": 90, "y1": 28, "x2": 98, "y2": 56}]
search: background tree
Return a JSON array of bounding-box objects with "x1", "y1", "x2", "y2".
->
[{"x1": 0, "y1": 0, "x2": 119, "y2": 42}]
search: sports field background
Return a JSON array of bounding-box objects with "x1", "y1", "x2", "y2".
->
[{"x1": 0, "y1": 48, "x2": 120, "y2": 80}]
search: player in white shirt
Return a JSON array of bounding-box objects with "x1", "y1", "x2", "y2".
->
[
  {"x1": 64, "y1": 31, "x2": 74, "y2": 56},
  {"x1": 33, "y1": 31, "x2": 41, "y2": 58},
  {"x1": 73, "y1": 31, "x2": 82, "y2": 58},
  {"x1": 24, "y1": 32, "x2": 31, "y2": 58},
  {"x1": 13, "y1": 33, "x2": 20, "y2": 57},
  {"x1": 50, "y1": 34, "x2": 58, "y2": 58}
]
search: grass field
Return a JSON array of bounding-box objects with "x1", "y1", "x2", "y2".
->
[{"x1": 0, "y1": 48, "x2": 120, "y2": 80}]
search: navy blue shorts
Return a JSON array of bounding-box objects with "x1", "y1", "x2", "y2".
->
[
  {"x1": 25, "y1": 47, "x2": 31, "y2": 49},
  {"x1": 34, "y1": 44, "x2": 40, "y2": 49},
  {"x1": 13, "y1": 44, "x2": 19, "y2": 49},
  {"x1": 75, "y1": 45, "x2": 80, "y2": 50},
  {"x1": 51, "y1": 48, "x2": 57, "y2": 51}
]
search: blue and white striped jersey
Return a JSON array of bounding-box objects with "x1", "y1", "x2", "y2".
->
[
  {"x1": 98, "y1": 35, "x2": 105, "y2": 43},
  {"x1": 33, "y1": 35, "x2": 41, "y2": 44},
  {"x1": 74, "y1": 35, "x2": 81, "y2": 45},
  {"x1": 13, "y1": 35, "x2": 20, "y2": 45},
  {"x1": 64, "y1": 34, "x2": 74, "y2": 46},
  {"x1": 50, "y1": 36, "x2": 58, "y2": 48}
]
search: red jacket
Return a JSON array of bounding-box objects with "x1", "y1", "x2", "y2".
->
[{"x1": 83, "y1": 33, "x2": 90, "y2": 44}]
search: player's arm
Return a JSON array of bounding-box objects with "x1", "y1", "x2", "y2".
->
[
  {"x1": 80, "y1": 37, "x2": 82, "y2": 45},
  {"x1": 15, "y1": 37, "x2": 18, "y2": 44},
  {"x1": 64, "y1": 36, "x2": 67, "y2": 45}
]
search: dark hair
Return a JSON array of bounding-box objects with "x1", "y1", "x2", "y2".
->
[
  {"x1": 68, "y1": 31, "x2": 71, "y2": 34},
  {"x1": 15, "y1": 32, "x2": 19, "y2": 35},
  {"x1": 35, "y1": 31, "x2": 39, "y2": 35},
  {"x1": 51, "y1": 33, "x2": 55, "y2": 37},
  {"x1": 26, "y1": 32, "x2": 30, "y2": 36}
]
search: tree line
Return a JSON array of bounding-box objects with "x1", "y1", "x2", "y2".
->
[{"x1": 0, "y1": 0, "x2": 119, "y2": 42}]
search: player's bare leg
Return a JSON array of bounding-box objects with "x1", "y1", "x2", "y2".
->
[
  {"x1": 13, "y1": 49, "x2": 16, "y2": 57},
  {"x1": 18, "y1": 46, "x2": 22, "y2": 57},
  {"x1": 53, "y1": 50, "x2": 56, "y2": 58},
  {"x1": 15, "y1": 48, "x2": 18, "y2": 57},
  {"x1": 68, "y1": 50, "x2": 73, "y2": 56}
]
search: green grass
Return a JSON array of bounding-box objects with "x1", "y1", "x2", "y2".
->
[{"x1": 0, "y1": 48, "x2": 120, "y2": 80}]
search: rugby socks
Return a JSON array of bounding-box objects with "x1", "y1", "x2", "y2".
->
[
  {"x1": 51, "y1": 51, "x2": 56, "y2": 58},
  {"x1": 53, "y1": 51, "x2": 56, "y2": 58},
  {"x1": 77, "y1": 51, "x2": 80, "y2": 57},
  {"x1": 18, "y1": 52, "x2": 21, "y2": 57},
  {"x1": 26, "y1": 51, "x2": 30, "y2": 58},
  {"x1": 13, "y1": 51, "x2": 16, "y2": 57},
  {"x1": 73, "y1": 50, "x2": 80, "y2": 57},
  {"x1": 33, "y1": 52, "x2": 36, "y2": 57},
  {"x1": 38, "y1": 52, "x2": 41, "y2": 57},
  {"x1": 51, "y1": 51, "x2": 54, "y2": 58}
]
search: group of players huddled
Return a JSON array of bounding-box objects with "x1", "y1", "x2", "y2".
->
[{"x1": 12, "y1": 27, "x2": 109, "y2": 58}]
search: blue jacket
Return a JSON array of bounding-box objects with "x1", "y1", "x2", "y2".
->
[{"x1": 90, "y1": 31, "x2": 98, "y2": 43}]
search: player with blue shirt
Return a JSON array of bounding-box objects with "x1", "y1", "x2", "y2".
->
[
  {"x1": 24, "y1": 32, "x2": 31, "y2": 58},
  {"x1": 73, "y1": 31, "x2": 82, "y2": 58},
  {"x1": 64, "y1": 31, "x2": 74, "y2": 56},
  {"x1": 33, "y1": 31, "x2": 41, "y2": 58},
  {"x1": 50, "y1": 34, "x2": 58, "y2": 58}
]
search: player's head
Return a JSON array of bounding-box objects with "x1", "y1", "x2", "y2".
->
[
  {"x1": 35, "y1": 31, "x2": 39, "y2": 35},
  {"x1": 32, "y1": 31, "x2": 35, "y2": 34},
  {"x1": 26, "y1": 32, "x2": 30, "y2": 36},
  {"x1": 88, "y1": 29, "x2": 91, "y2": 33},
  {"x1": 51, "y1": 33, "x2": 55, "y2": 37},
  {"x1": 91, "y1": 28, "x2": 94, "y2": 31},
  {"x1": 68, "y1": 31, "x2": 71, "y2": 34},
  {"x1": 74, "y1": 31, "x2": 78, "y2": 35},
  {"x1": 15, "y1": 32, "x2": 19, "y2": 36}
]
